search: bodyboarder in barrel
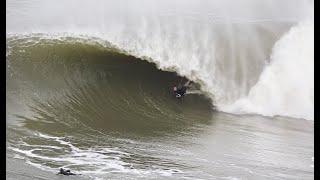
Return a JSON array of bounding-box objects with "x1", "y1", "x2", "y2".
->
[{"x1": 173, "y1": 80, "x2": 192, "y2": 98}]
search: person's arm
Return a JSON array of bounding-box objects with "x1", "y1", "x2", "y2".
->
[{"x1": 184, "y1": 80, "x2": 192, "y2": 87}]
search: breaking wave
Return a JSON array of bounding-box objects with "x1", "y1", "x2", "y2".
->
[{"x1": 7, "y1": 0, "x2": 314, "y2": 120}]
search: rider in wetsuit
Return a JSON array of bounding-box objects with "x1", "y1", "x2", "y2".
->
[
  {"x1": 58, "y1": 168, "x2": 77, "y2": 176},
  {"x1": 173, "y1": 80, "x2": 192, "y2": 98}
]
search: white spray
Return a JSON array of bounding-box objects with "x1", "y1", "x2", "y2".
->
[{"x1": 221, "y1": 4, "x2": 314, "y2": 120}]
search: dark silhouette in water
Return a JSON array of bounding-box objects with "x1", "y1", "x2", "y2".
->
[
  {"x1": 173, "y1": 80, "x2": 192, "y2": 98},
  {"x1": 57, "y1": 168, "x2": 78, "y2": 176}
]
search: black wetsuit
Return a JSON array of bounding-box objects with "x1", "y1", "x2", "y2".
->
[
  {"x1": 58, "y1": 168, "x2": 76, "y2": 176},
  {"x1": 174, "y1": 85, "x2": 187, "y2": 97}
]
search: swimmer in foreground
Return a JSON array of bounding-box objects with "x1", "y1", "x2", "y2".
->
[
  {"x1": 173, "y1": 80, "x2": 192, "y2": 98},
  {"x1": 57, "y1": 168, "x2": 78, "y2": 176}
]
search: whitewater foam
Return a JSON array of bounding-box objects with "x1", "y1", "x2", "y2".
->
[
  {"x1": 10, "y1": 132, "x2": 183, "y2": 178},
  {"x1": 222, "y1": 19, "x2": 314, "y2": 120}
]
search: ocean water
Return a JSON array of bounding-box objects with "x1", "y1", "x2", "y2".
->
[{"x1": 7, "y1": 0, "x2": 314, "y2": 179}]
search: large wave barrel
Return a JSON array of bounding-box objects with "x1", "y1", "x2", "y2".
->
[
  {"x1": 7, "y1": 36, "x2": 219, "y2": 178},
  {"x1": 7, "y1": 36, "x2": 213, "y2": 132},
  {"x1": 7, "y1": 0, "x2": 314, "y2": 120}
]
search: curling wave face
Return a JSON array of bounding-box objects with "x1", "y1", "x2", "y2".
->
[
  {"x1": 7, "y1": 36, "x2": 214, "y2": 132},
  {"x1": 7, "y1": 36, "x2": 215, "y2": 178}
]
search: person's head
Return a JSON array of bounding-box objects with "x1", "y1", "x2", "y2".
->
[{"x1": 60, "y1": 168, "x2": 63, "y2": 172}]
